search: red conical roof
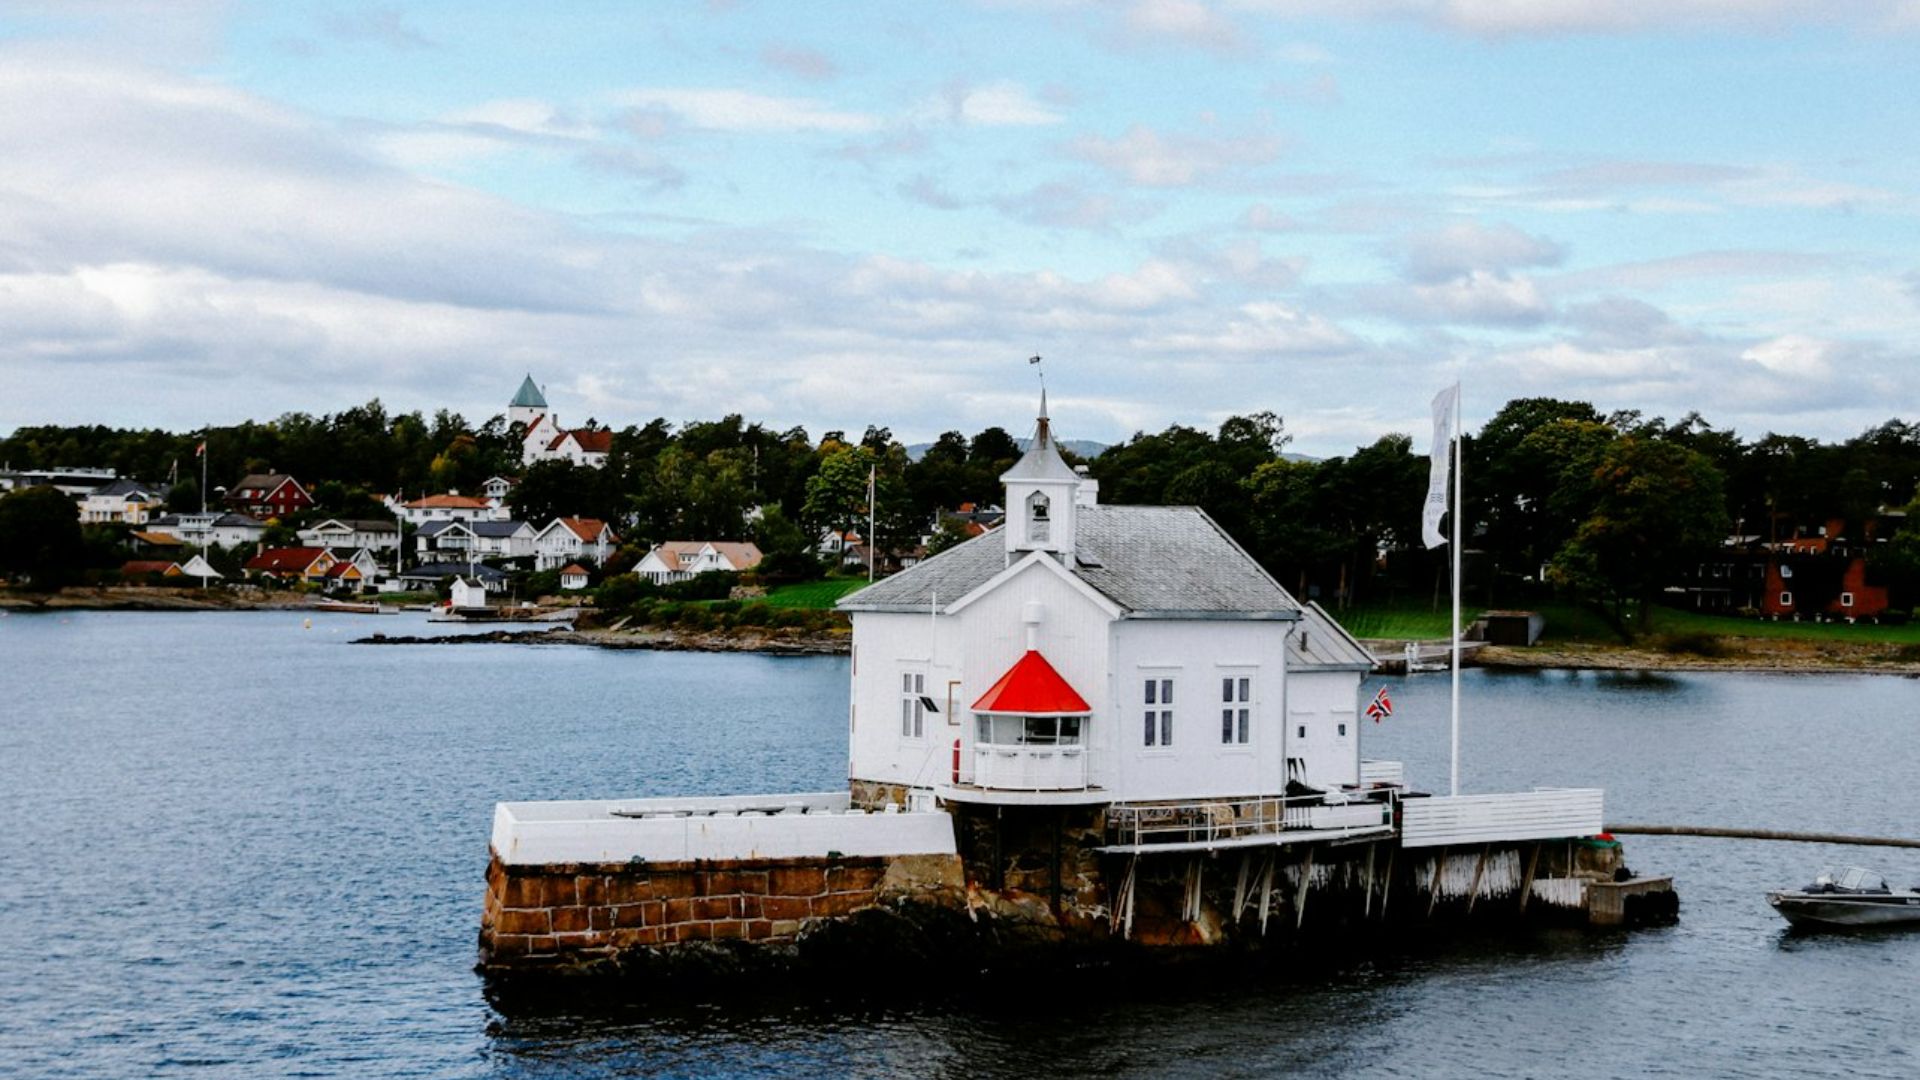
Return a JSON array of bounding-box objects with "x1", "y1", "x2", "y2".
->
[{"x1": 971, "y1": 650, "x2": 1091, "y2": 715}]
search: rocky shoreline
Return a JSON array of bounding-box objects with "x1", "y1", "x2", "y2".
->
[
  {"x1": 0, "y1": 587, "x2": 307, "y2": 611},
  {"x1": 353, "y1": 625, "x2": 850, "y2": 655}
]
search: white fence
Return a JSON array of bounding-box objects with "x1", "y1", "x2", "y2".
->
[
  {"x1": 1359, "y1": 759, "x2": 1405, "y2": 786},
  {"x1": 492, "y1": 792, "x2": 958, "y2": 865},
  {"x1": 1399, "y1": 788, "x2": 1604, "y2": 848}
]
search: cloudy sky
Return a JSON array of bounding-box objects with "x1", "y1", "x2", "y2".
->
[{"x1": 2, "y1": 1, "x2": 1917, "y2": 454}]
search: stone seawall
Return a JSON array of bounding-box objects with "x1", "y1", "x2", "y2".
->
[{"x1": 479, "y1": 850, "x2": 965, "y2": 977}]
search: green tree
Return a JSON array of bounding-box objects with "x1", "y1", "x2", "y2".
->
[
  {"x1": 802, "y1": 445, "x2": 878, "y2": 541},
  {"x1": 1547, "y1": 435, "x2": 1731, "y2": 633},
  {"x1": 0, "y1": 486, "x2": 86, "y2": 588}
]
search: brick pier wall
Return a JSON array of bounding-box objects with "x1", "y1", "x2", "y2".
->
[{"x1": 480, "y1": 851, "x2": 964, "y2": 974}]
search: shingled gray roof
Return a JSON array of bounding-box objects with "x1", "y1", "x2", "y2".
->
[
  {"x1": 1288, "y1": 602, "x2": 1378, "y2": 671},
  {"x1": 840, "y1": 503, "x2": 1301, "y2": 619}
]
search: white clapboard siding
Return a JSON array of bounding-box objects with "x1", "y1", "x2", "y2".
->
[
  {"x1": 1359, "y1": 759, "x2": 1405, "y2": 786},
  {"x1": 1399, "y1": 788, "x2": 1604, "y2": 848}
]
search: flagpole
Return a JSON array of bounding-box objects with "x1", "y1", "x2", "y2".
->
[
  {"x1": 867, "y1": 464, "x2": 876, "y2": 583},
  {"x1": 1449, "y1": 385, "x2": 1462, "y2": 797}
]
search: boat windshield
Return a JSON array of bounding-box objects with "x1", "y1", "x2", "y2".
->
[{"x1": 1836, "y1": 867, "x2": 1887, "y2": 892}]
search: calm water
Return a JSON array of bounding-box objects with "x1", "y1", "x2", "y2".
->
[{"x1": 2, "y1": 611, "x2": 1918, "y2": 1078}]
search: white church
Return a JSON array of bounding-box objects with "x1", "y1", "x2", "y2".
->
[
  {"x1": 508, "y1": 375, "x2": 612, "y2": 469},
  {"x1": 840, "y1": 394, "x2": 1377, "y2": 806}
]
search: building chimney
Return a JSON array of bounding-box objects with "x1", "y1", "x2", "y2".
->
[{"x1": 1073, "y1": 465, "x2": 1099, "y2": 508}]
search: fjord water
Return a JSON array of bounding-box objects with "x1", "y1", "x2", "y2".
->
[{"x1": 2, "y1": 612, "x2": 1917, "y2": 1079}]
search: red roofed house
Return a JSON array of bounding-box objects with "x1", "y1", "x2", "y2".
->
[
  {"x1": 507, "y1": 374, "x2": 612, "y2": 468},
  {"x1": 533, "y1": 517, "x2": 618, "y2": 570},
  {"x1": 225, "y1": 474, "x2": 313, "y2": 520},
  {"x1": 120, "y1": 560, "x2": 183, "y2": 581},
  {"x1": 634, "y1": 541, "x2": 764, "y2": 584},
  {"x1": 838, "y1": 393, "x2": 1380, "y2": 805},
  {"x1": 245, "y1": 546, "x2": 338, "y2": 583},
  {"x1": 558, "y1": 563, "x2": 591, "y2": 591},
  {"x1": 397, "y1": 493, "x2": 504, "y2": 527}
]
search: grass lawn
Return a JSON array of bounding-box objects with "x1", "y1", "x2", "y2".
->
[
  {"x1": 1331, "y1": 603, "x2": 1481, "y2": 640},
  {"x1": 1335, "y1": 598, "x2": 1920, "y2": 645},
  {"x1": 761, "y1": 578, "x2": 869, "y2": 609}
]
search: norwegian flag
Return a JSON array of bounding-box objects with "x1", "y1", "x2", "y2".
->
[{"x1": 1365, "y1": 686, "x2": 1393, "y2": 723}]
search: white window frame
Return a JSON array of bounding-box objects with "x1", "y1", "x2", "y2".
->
[
  {"x1": 1840, "y1": 591, "x2": 1854, "y2": 607},
  {"x1": 899, "y1": 670, "x2": 927, "y2": 739},
  {"x1": 1142, "y1": 676, "x2": 1175, "y2": 748},
  {"x1": 1778, "y1": 590, "x2": 1793, "y2": 607},
  {"x1": 1219, "y1": 673, "x2": 1252, "y2": 746}
]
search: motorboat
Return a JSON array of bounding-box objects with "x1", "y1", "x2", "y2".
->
[{"x1": 1767, "y1": 866, "x2": 1920, "y2": 928}]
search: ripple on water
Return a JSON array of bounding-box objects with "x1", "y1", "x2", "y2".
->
[{"x1": 1, "y1": 612, "x2": 1918, "y2": 1078}]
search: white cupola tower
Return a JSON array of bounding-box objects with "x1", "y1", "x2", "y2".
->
[{"x1": 1000, "y1": 390, "x2": 1081, "y2": 562}]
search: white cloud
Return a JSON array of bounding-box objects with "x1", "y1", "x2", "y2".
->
[
  {"x1": 1227, "y1": 0, "x2": 1920, "y2": 36},
  {"x1": 1393, "y1": 221, "x2": 1565, "y2": 283},
  {"x1": 948, "y1": 81, "x2": 1066, "y2": 126},
  {"x1": 1071, "y1": 123, "x2": 1283, "y2": 187},
  {"x1": 1122, "y1": 0, "x2": 1248, "y2": 52},
  {"x1": 1742, "y1": 334, "x2": 1836, "y2": 378},
  {"x1": 612, "y1": 88, "x2": 880, "y2": 134}
]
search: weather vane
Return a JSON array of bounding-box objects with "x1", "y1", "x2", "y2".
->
[{"x1": 1029, "y1": 354, "x2": 1044, "y2": 393}]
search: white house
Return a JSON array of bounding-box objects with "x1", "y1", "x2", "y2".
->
[
  {"x1": 838, "y1": 395, "x2": 1370, "y2": 808},
  {"x1": 147, "y1": 512, "x2": 267, "y2": 549},
  {"x1": 81, "y1": 479, "x2": 168, "y2": 525},
  {"x1": 396, "y1": 493, "x2": 505, "y2": 527},
  {"x1": 558, "y1": 563, "x2": 591, "y2": 591},
  {"x1": 417, "y1": 519, "x2": 537, "y2": 560},
  {"x1": 297, "y1": 518, "x2": 400, "y2": 553},
  {"x1": 534, "y1": 517, "x2": 618, "y2": 570},
  {"x1": 509, "y1": 374, "x2": 612, "y2": 468},
  {"x1": 634, "y1": 541, "x2": 763, "y2": 584}
]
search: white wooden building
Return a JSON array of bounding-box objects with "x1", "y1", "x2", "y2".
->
[
  {"x1": 634, "y1": 541, "x2": 763, "y2": 583},
  {"x1": 839, "y1": 396, "x2": 1373, "y2": 808},
  {"x1": 533, "y1": 517, "x2": 617, "y2": 570}
]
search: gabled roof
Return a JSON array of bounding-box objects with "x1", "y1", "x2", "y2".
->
[
  {"x1": 404, "y1": 561, "x2": 508, "y2": 582},
  {"x1": 559, "y1": 563, "x2": 590, "y2": 576},
  {"x1": 543, "y1": 517, "x2": 615, "y2": 542},
  {"x1": 469, "y1": 520, "x2": 533, "y2": 538},
  {"x1": 417, "y1": 520, "x2": 473, "y2": 538},
  {"x1": 303, "y1": 518, "x2": 397, "y2": 534},
  {"x1": 130, "y1": 530, "x2": 186, "y2": 547},
  {"x1": 567, "y1": 429, "x2": 614, "y2": 454},
  {"x1": 246, "y1": 547, "x2": 332, "y2": 573},
  {"x1": 93, "y1": 478, "x2": 167, "y2": 499},
  {"x1": 121, "y1": 560, "x2": 181, "y2": 576},
  {"x1": 512, "y1": 374, "x2": 548, "y2": 409},
  {"x1": 405, "y1": 494, "x2": 492, "y2": 510},
  {"x1": 1289, "y1": 601, "x2": 1377, "y2": 672},
  {"x1": 840, "y1": 504, "x2": 1299, "y2": 620},
  {"x1": 971, "y1": 650, "x2": 1091, "y2": 715},
  {"x1": 647, "y1": 540, "x2": 763, "y2": 570},
  {"x1": 230, "y1": 474, "x2": 304, "y2": 497}
]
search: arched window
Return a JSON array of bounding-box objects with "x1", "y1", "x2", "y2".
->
[{"x1": 1027, "y1": 491, "x2": 1050, "y2": 543}]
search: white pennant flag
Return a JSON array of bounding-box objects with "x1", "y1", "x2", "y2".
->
[{"x1": 1422, "y1": 384, "x2": 1458, "y2": 549}]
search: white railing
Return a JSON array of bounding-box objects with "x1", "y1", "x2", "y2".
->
[
  {"x1": 971, "y1": 744, "x2": 1089, "y2": 791},
  {"x1": 1399, "y1": 788, "x2": 1604, "y2": 848},
  {"x1": 1105, "y1": 791, "x2": 1397, "y2": 849}
]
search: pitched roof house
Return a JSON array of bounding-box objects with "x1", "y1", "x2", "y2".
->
[
  {"x1": 634, "y1": 541, "x2": 764, "y2": 583},
  {"x1": 244, "y1": 546, "x2": 337, "y2": 582},
  {"x1": 224, "y1": 474, "x2": 312, "y2": 520},
  {"x1": 509, "y1": 374, "x2": 612, "y2": 468},
  {"x1": 838, "y1": 394, "x2": 1374, "y2": 807},
  {"x1": 534, "y1": 517, "x2": 617, "y2": 570},
  {"x1": 83, "y1": 479, "x2": 170, "y2": 525}
]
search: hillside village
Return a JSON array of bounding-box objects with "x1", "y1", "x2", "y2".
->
[{"x1": 3, "y1": 379, "x2": 1920, "y2": 634}]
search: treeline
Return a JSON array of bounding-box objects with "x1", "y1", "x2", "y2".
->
[{"x1": 5, "y1": 398, "x2": 1920, "y2": 619}]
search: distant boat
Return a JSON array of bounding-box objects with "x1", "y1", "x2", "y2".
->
[
  {"x1": 311, "y1": 599, "x2": 388, "y2": 615},
  {"x1": 1767, "y1": 866, "x2": 1920, "y2": 929}
]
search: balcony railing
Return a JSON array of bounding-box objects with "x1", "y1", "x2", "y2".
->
[
  {"x1": 1104, "y1": 791, "x2": 1397, "y2": 850},
  {"x1": 971, "y1": 744, "x2": 1089, "y2": 791}
]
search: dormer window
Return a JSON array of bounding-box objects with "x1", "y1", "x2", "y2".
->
[{"x1": 1027, "y1": 491, "x2": 1050, "y2": 544}]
